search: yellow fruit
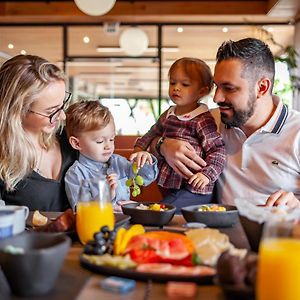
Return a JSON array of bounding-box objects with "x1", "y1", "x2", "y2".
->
[
  {"x1": 119, "y1": 224, "x2": 145, "y2": 254},
  {"x1": 32, "y1": 210, "x2": 48, "y2": 226},
  {"x1": 114, "y1": 227, "x2": 127, "y2": 255}
]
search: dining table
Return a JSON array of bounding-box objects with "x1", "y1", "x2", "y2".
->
[{"x1": 0, "y1": 213, "x2": 251, "y2": 300}]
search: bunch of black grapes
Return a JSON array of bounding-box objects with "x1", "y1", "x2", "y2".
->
[{"x1": 83, "y1": 225, "x2": 116, "y2": 255}]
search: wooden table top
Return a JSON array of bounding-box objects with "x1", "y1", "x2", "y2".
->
[{"x1": 1, "y1": 214, "x2": 250, "y2": 300}]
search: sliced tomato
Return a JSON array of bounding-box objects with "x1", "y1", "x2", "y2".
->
[{"x1": 129, "y1": 248, "x2": 160, "y2": 264}]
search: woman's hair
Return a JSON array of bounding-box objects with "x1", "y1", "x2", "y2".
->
[
  {"x1": 169, "y1": 57, "x2": 213, "y2": 93},
  {"x1": 216, "y1": 38, "x2": 275, "y2": 92},
  {"x1": 65, "y1": 100, "x2": 113, "y2": 138},
  {"x1": 0, "y1": 54, "x2": 65, "y2": 191}
]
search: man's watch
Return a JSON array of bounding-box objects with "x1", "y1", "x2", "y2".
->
[{"x1": 156, "y1": 136, "x2": 165, "y2": 156}]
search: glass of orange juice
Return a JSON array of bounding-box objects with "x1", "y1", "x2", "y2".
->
[
  {"x1": 76, "y1": 178, "x2": 115, "y2": 245},
  {"x1": 257, "y1": 215, "x2": 300, "y2": 300}
]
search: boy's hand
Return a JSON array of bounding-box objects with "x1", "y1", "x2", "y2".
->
[
  {"x1": 130, "y1": 151, "x2": 153, "y2": 169},
  {"x1": 106, "y1": 173, "x2": 118, "y2": 200},
  {"x1": 188, "y1": 172, "x2": 209, "y2": 190}
]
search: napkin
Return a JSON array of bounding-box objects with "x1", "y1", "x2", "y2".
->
[{"x1": 235, "y1": 197, "x2": 300, "y2": 224}]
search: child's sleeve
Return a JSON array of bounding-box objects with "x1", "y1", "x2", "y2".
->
[
  {"x1": 64, "y1": 162, "x2": 85, "y2": 211},
  {"x1": 197, "y1": 113, "x2": 226, "y2": 184}
]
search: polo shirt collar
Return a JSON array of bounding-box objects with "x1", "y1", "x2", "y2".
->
[
  {"x1": 167, "y1": 103, "x2": 209, "y2": 121},
  {"x1": 260, "y1": 96, "x2": 288, "y2": 134}
]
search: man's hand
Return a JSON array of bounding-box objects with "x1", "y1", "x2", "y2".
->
[
  {"x1": 265, "y1": 189, "x2": 300, "y2": 208},
  {"x1": 160, "y1": 138, "x2": 206, "y2": 179}
]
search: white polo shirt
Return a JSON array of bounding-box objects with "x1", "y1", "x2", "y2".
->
[{"x1": 216, "y1": 96, "x2": 300, "y2": 205}]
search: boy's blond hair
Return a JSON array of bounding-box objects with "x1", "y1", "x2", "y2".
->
[
  {"x1": 65, "y1": 100, "x2": 113, "y2": 137},
  {"x1": 169, "y1": 57, "x2": 213, "y2": 93}
]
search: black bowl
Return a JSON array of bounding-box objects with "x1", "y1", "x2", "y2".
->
[
  {"x1": 214, "y1": 278, "x2": 255, "y2": 300},
  {"x1": 121, "y1": 202, "x2": 176, "y2": 226},
  {"x1": 181, "y1": 204, "x2": 238, "y2": 228},
  {"x1": 0, "y1": 232, "x2": 71, "y2": 297},
  {"x1": 239, "y1": 215, "x2": 264, "y2": 252}
]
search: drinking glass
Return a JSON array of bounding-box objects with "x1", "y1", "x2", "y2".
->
[
  {"x1": 256, "y1": 215, "x2": 300, "y2": 300},
  {"x1": 76, "y1": 178, "x2": 115, "y2": 245}
]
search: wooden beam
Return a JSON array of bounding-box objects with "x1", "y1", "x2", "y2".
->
[{"x1": 2, "y1": 1, "x2": 267, "y2": 16}]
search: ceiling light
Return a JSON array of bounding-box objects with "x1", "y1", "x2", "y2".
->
[
  {"x1": 177, "y1": 27, "x2": 184, "y2": 33},
  {"x1": 222, "y1": 27, "x2": 229, "y2": 33},
  {"x1": 83, "y1": 36, "x2": 90, "y2": 44},
  {"x1": 8, "y1": 43, "x2": 14, "y2": 49},
  {"x1": 74, "y1": 0, "x2": 116, "y2": 16},
  {"x1": 119, "y1": 28, "x2": 149, "y2": 57},
  {"x1": 20, "y1": 50, "x2": 26, "y2": 55}
]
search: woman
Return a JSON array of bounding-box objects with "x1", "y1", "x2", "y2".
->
[{"x1": 0, "y1": 54, "x2": 77, "y2": 211}]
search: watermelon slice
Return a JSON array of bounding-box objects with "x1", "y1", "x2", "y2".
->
[{"x1": 125, "y1": 231, "x2": 197, "y2": 266}]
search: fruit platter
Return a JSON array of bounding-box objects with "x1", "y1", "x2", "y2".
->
[{"x1": 80, "y1": 224, "x2": 247, "y2": 283}]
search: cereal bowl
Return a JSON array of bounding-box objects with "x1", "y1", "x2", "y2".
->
[
  {"x1": 121, "y1": 202, "x2": 176, "y2": 226},
  {"x1": 0, "y1": 232, "x2": 71, "y2": 297},
  {"x1": 181, "y1": 204, "x2": 238, "y2": 228}
]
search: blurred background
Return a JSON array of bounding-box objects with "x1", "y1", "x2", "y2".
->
[{"x1": 0, "y1": 0, "x2": 299, "y2": 134}]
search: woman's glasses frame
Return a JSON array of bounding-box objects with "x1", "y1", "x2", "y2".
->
[{"x1": 28, "y1": 91, "x2": 72, "y2": 124}]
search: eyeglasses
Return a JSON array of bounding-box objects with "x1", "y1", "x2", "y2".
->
[{"x1": 29, "y1": 91, "x2": 72, "y2": 124}]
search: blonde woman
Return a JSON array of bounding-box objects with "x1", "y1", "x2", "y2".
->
[{"x1": 0, "y1": 54, "x2": 77, "y2": 211}]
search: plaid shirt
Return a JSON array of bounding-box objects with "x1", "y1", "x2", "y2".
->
[{"x1": 135, "y1": 104, "x2": 226, "y2": 194}]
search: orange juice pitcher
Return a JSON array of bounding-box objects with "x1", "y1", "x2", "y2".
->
[{"x1": 76, "y1": 178, "x2": 115, "y2": 245}]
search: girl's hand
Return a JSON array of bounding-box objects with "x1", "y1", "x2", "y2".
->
[
  {"x1": 106, "y1": 173, "x2": 118, "y2": 200},
  {"x1": 130, "y1": 151, "x2": 153, "y2": 169},
  {"x1": 188, "y1": 172, "x2": 209, "y2": 190}
]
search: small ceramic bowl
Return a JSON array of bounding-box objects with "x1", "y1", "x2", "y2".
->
[
  {"x1": 121, "y1": 202, "x2": 176, "y2": 226},
  {"x1": 0, "y1": 232, "x2": 71, "y2": 297},
  {"x1": 181, "y1": 204, "x2": 239, "y2": 228}
]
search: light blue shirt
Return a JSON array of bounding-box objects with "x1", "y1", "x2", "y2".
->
[{"x1": 65, "y1": 153, "x2": 158, "y2": 210}]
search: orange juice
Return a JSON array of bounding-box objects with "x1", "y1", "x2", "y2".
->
[
  {"x1": 257, "y1": 238, "x2": 300, "y2": 300},
  {"x1": 76, "y1": 200, "x2": 114, "y2": 244}
]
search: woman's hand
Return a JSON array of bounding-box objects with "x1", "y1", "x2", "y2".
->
[
  {"x1": 265, "y1": 189, "x2": 300, "y2": 208},
  {"x1": 160, "y1": 138, "x2": 206, "y2": 179}
]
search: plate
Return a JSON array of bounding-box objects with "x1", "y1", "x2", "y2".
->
[
  {"x1": 80, "y1": 255, "x2": 214, "y2": 284},
  {"x1": 26, "y1": 213, "x2": 131, "y2": 241}
]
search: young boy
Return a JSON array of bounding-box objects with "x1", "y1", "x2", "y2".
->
[{"x1": 64, "y1": 100, "x2": 158, "y2": 211}]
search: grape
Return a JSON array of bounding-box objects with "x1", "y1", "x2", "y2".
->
[
  {"x1": 83, "y1": 244, "x2": 95, "y2": 255},
  {"x1": 108, "y1": 230, "x2": 116, "y2": 241},
  {"x1": 132, "y1": 163, "x2": 139, "y2": 174},
  {"x1": 126, "y1": 178, "x2": 133, "y2": 187},
  {"x1": 94, "y1": 231, "x2": 104, "y2": 241},
  {"x1": 101, "y1": 225, "x2": 110, "y2": 234},
  {"x1": 126, "y1": 163, "x2": 146, "y2": 197},
  {"x1": 135, "y1": 175, "x2": 144, "y2": 185}
]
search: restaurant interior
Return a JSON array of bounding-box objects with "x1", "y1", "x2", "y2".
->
[
  {"x1": 0, "y1": 1, "x2": 300, "y2": 299},
  {"x1": 1, "y1": 0, "x2": 299, "y2": 135}
]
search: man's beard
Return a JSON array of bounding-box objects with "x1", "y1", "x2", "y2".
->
[{"x1": 219, "y1": 93, "x2": 256, "y2": 128}]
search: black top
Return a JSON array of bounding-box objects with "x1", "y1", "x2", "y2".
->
[{"x1": 0, "y1": 130, "x2": 78, "y2": 211}]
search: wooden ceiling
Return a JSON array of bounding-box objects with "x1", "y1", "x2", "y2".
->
[
  {"x1": 0, "y1": 0, "x2": 299, "y2": 23},
  {"x1": 0, "y1": 0, "x2": 299, "y2": 98}
]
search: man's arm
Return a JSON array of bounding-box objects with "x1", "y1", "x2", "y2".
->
[{"x1": 150, "y1": 137, "x2": 206, "y2": 179}]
